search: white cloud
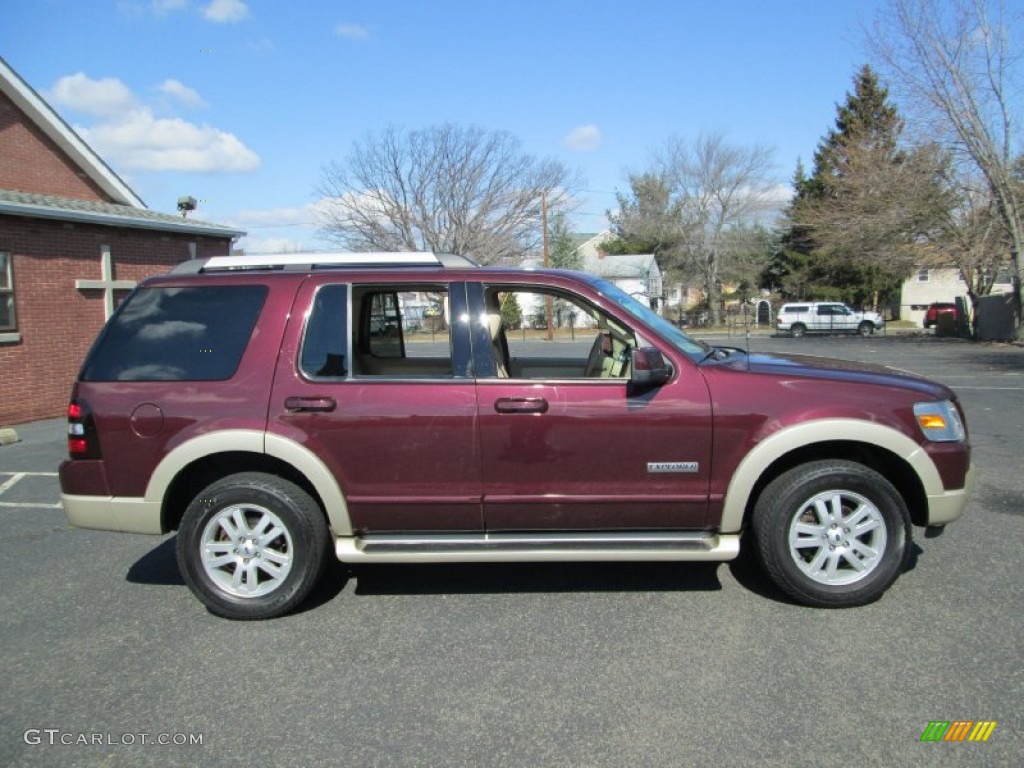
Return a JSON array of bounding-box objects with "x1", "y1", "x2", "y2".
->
[
  {"x1": 158, "y1": 79, "x2": 208, "y2": 109},
  {"x1": 47, "y1": 73, "x2": 137, "y2": 118},
  {"x1": 151, "y1": 0, "x2": 187, "y2": 14},
  {"x1": 81, "y1": 110, "x2": 260, "y2": 172},
  {"x1": 336, "y1": 23, "x2": 369, "y2": 40},
  {"x1": 563, "y1": 124, "x2": 602, "y2": 152},
  {"x1": 231, "y1": 204, "x2": 320, "y2": 228},
  {"x1": 49, "y1": 72, "x2": 259, "y2": 173},
  {"x1": 236, "y1": 236, "x2": 312, "y2": 254},
  {"x1": 202, "y1": 0, "x2": 249, "y2": 23}
]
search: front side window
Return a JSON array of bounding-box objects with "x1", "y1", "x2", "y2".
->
[
  {"x1": 483, "y1": 285, "x2": 637, "y2": 380},
  {"x1": 0, "y1": 252, "x2": 15, "y2": 332},
  {"x1": 81, "y1": 285, "x2": 267, "y2": 381}
]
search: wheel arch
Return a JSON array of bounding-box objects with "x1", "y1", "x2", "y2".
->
[
  {"x1": 147, "y1": 430, "x2": 352, "y2": 535},
  {"x1": 721, "y1": 419, "x2": 937, "y2": 533}
]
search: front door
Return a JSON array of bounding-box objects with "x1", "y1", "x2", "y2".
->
[{"x1": 472, "y1": 282, "x2": 713, "y2": 531}]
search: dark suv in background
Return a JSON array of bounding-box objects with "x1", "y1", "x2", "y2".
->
[{"x1": 61, "y1": 253, "x2": 972, "y2": 619}]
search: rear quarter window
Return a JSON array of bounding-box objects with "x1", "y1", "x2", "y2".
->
[
  {"x1": 81, "y1": 285, "x2": 268, "y2": 381},
  {"x1": 783, "y1": 305, "x2": 809, "y2": 313}
]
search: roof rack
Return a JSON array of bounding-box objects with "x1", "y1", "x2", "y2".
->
[{"x1": 170, "y1": 251, "x2": 480, "y2": 275}]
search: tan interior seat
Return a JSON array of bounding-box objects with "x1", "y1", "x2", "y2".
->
[{"x1": 487, "y1": 313, "x2": 508, "y2": 378}]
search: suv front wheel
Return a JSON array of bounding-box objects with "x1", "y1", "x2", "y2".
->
[
  {"x1": 177, "y1": 472, "x2": 331, "y2": 620},
  {"x1": 751, "y1": 460, "x2": 911, "y2": 607}
]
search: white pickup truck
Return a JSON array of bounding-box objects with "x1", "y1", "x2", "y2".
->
[{"x1": 776, "y1": 302, "x2": 885, "y2": 337}]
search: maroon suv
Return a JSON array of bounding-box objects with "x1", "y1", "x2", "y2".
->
[{"x1": 60, "y1": 253, "x2": 972, "y2": 619}]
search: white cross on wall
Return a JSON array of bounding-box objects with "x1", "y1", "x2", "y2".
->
[{"x1": 75, "y1": 246, "x2": 137, "y2": 320}]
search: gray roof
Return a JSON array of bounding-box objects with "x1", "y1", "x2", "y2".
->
[{"x1": 0, "y1": 190, "x2": 244, "y2": 238}]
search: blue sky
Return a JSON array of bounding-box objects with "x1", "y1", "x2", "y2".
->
[{"x1": 3, "y1": 0, "x2": 883, "y2": 253}]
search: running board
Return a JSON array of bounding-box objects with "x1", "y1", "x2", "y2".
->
[{"x1": 335, "y1": 532, "x2": 740, "y2": 563}]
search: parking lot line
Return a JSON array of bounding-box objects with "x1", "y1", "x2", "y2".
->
[{"x1": 0, "y1": 471, "x2": 62, "y2": 510}]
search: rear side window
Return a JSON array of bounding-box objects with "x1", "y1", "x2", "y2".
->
[
  {"x1": 81, "y1": 285, "x2": 267, "y2": 381},
  {"x1": 300, "y1": 284, "x2": 349, "y2": 378},
  {"x1": 784, "y1": 305, "x2": 809, "y2": 313}
]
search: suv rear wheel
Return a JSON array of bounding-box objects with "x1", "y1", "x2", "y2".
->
[
  {"x1": 752, "y1": 460, "x2": 911, "y2": 607},
  {"x1": 177, "y1": 472, "x2": 331, "y2": 620},
  {"x1": 790, "y1": 322, "x2": 807, "y2": 338}
]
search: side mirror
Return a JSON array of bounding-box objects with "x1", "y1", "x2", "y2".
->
[{"x1": 630, "y1": 347, "x2": 672, "y2": 389}]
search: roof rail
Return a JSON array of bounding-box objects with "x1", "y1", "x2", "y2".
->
[{"x1": 169, "y1": 251, "x2": 480, "y2": 275}]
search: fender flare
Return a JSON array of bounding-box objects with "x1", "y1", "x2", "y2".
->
[
  {"x1": 720, "y1": 418, "x2": 940, "y2": 533},
  {"x1": 145, "y1": 430, "x2": 353, "y2": 535}
]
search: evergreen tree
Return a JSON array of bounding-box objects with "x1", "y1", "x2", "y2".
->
[
  {"x1": 782, "y1": 65, "x2": 950, "y2": 307},
  {"x1": 547, "y1": 212, "x2": 582, "y2": 271}
]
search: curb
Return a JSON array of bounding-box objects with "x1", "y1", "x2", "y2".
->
[{"x1": 0, "y1": 427, "x2": 20, "y2": 446}]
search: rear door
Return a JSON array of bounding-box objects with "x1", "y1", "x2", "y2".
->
[
  {"x1": 471, "y1": 281, "x2": 712, "y2": 531},
  {"x1": 268, "y1": 276, "x2": 483, "y2": 533}
]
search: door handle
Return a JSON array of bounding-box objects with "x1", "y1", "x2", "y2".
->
[
  {"x1": 284, "y1": 396, "x2": 336, "y2": 413},
  {"x1": 494, "y1": 397, "x2": 549, "y2": 414}
]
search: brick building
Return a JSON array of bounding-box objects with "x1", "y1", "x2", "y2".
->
[{"x1": 0, "y1": 57, "x2": 243, "y2": 425}]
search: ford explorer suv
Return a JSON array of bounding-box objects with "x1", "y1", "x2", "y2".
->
[
  {"x1": 60, "y1": 253, "x2": 971, "y2": 619},
  {"x1": 776, "y1": 302, "x2": 885, "y2": 337}
]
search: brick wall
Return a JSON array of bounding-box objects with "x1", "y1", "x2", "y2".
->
[
  {"x1": 0, "y1": 90, "x2": 113, "y2": 202},
  {"x1": 0, "y1": 216, "x2": 233, "y2": 424}
]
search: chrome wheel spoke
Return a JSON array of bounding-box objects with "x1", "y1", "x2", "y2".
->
[
  {"x1": 260, "y1": 524, "x2": 286, "y2": 545},
  {"x1": 206, "y1": 554, "x2": 237, "y2": 569},
  {"x1": 262, "y1": 548, "x2": 290, "y2": 566}
]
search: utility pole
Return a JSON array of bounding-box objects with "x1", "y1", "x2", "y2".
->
[{"x1": 542, "y1": 190, "x2": 553, "y2": 340}]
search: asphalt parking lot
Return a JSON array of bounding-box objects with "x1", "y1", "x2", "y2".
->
[{"x1": 0, "y1": 335, "x2": 1021, "y2": 767}]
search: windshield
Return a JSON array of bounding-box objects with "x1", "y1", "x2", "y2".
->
[{"x1": 590, "y1": 278, "x2": 710, "y2": 360}]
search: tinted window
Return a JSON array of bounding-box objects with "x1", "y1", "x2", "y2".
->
[
  {"x1": 301, "y1": 284, "x2": 349, "y2": 378},
  {"x1": 785, "y1": 305, "x2": 809, "y2": 313},
  {"x1": 82, "y1": 285, "x2": 267, "y2": 381}
]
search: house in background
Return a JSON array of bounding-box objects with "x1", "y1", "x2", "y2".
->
[
  {"x1": 0, "y1": 56, "x2": 243, "y2": 426},
  {"x1": 574, "y1": 231, "x2": 664, "y2": 308},
  {"x1": 901, "y1": 265, "x2": 1014, "y2": 327}
]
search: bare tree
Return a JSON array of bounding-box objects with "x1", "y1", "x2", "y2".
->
[
  {"x1": 316, "y1": 124, "x2": 579, "y2": 265},
  {"x1": 867, "y1": 0, "x2": 1024, "y2": 335},
  {"x1": 655, "y1": 133, "x2": 778, "y2": 324},
  {"x1": 927, "y1": 176, "x2": 1015, "y2": 332}
]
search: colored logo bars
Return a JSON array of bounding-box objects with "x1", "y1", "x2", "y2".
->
[{"x1": 920, "y1": 721, "x2": 997, "y2": 742}]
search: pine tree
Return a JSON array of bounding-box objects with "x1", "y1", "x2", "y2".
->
[{"x1": 781, "y1": 65, "x2": 949, "y2": 307}]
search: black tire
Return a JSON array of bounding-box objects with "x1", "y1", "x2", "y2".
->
[
  {"x1": 177, "y1": 472, "x2": 331, "y2": 620},
  {"x1": 790, "y1": 323, "x2": 807, "y2": 338},
  {"x1": 858, "y1": 321, "x2": 874, "y2": 336},
  {"x1": 751, "y1": 460, "x2": 911, "y2": 608}
]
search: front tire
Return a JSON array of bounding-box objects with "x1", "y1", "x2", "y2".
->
[
  {"x1": 177, "y1": 472, "x2": 331, "y2": 620},
  {"x1": 751, "y1": 460, "x2": 911, "y2": 607},
  {"x1": 858, "y1": 321, "x2": 874, "y2": 336}
]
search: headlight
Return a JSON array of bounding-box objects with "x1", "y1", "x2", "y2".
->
[{"x1": 914, "y1": 400, "x2": 965, "y2": 442}]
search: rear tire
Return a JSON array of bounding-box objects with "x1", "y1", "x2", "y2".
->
[
  {"x1": 751, "y1": 460, "x2": 911, "y2": 607},
  {"x1": 790, "y1": 323, "x2": 806, "y2": 338},
  {"x1": 177, "y1": 472, "x2": 331, "y2": 620}
]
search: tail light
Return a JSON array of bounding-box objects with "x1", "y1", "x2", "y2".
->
[{"x1": 67, "y1": 400, "x2": 100, "y2": 459}]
